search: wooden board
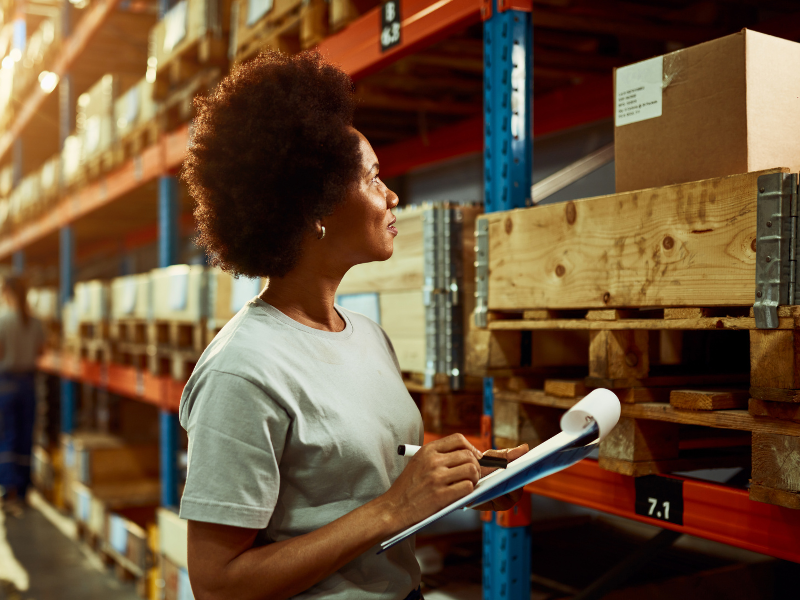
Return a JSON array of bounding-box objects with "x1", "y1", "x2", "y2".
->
[
  {"x1": 483, "y1": 168, "x2": 786, "y2": 310},
  {"x1": 337, "y1": 207, "x2": 425, "y2": 294},
  {"x1": 670, "y1": 389, "x2": 750, "y2": 411},
  {"x1": 380, "y1": 289, "x2": 425, "y2": 374},
  {"x1": 493, "y1": 388, "x2": 800, "y2": 437}
]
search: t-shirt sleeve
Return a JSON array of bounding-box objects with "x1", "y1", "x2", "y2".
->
[{"x1": 179, "y1": 369, "x2": 290, "y2": 529}]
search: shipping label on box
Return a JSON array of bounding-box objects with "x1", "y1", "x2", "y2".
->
[{"x1": 615, "y1": 56, "x2": 663, "y2": 127}]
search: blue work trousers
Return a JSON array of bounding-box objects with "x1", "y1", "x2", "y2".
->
[{"x1": 0, "y1": 372, "x2": 36, "y2": 497}]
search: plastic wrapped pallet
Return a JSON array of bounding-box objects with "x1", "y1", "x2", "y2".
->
[
  {"x1": 158, "y1": 508, "x2": 188, "y2": 569},
  {"x1": 151, "y1": 265, "x2": 207, "y2": 323},
  {"x1": 40, "y1": 155, "x2": 61, "y2": 204},
  {"x1": 337, "y1": 203, "x2": 481, "y2": 389},
  {"x1": 61, "y1": 299, "x2": 80, "y2": 342},
  {"x1": 61, "y1": 134, "x2": 83, "y2": 187},
  {"x1": 149, "y1": 0, "x2": 232, "y2": 94},
  {"x1": 207, "y1": 268, "x2": 265, "y2": 330},
  {"x1": 74, "y1": 280, "x2": 110, "y2": 323},
  {"x1": 110, "y1": 274, "x2": 152, "y2": 321},
  {"x1": 28, "y1": 287, "x2": 59, "y2": 321},
  {"x1": 114, "y1": 78, "x2": 157, "y2": 139},
  {"x1": 78, "y1": 75, "x2": 117, "y2": 163}
]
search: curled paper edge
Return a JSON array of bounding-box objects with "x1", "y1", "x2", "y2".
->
[{"x1": 559, "y1": 388, "x2": 621, "y2": 441}]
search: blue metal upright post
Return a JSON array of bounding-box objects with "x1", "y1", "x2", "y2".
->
[
  {"x1": 159, "y1": 175, "x2": 180, "y2": 508},
  {"x1": 60, "y1": 226, "x2": 77, "y2": 434},
  {"x1": 482, "y1": 0, "x2": 532, "y2": 598}
]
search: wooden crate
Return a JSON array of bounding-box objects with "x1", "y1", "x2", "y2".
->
[
  {"x1": 104, "y1": 506, "x2": 159, "y2": 597},
  {"x1": 471, "y1": 168, "x2": 800, "y2": 509},
  {"x1": 157, "y1": 507, "x2": 188, "y2": 570},
  {"x1": 477, "y1": 168, "x2": 782, "y2": 315},
  {"x1": 207, "y1": 269, "x2": 266, "y2": 337},
  {"x1": 338, "y1": 203, "x2": 482, "y2": 391},
  {"x1": 231, "y1": 0, "x2": 325, "y2": 64},
  {"x1": 149, "y1": 0, "x2": 233, "y2": 100},
  {"x1": 61, "y1": 432, "x2": 160, "y2": 489}
]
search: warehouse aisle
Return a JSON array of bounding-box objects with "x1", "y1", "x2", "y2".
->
[{"x1": 1, "y1": 498, "x2": 140, "y2": 600}]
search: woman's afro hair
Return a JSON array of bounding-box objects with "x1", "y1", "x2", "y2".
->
[{"x1": 182, "y1": 50, "x2": 362, "y2": 278}]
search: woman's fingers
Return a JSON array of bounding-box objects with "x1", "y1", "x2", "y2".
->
[
  {"x1": 428, "y1": 433, "x2": 482, "y2": 458},
  {"x1": 439, "y1": 462, "x2": 481, "y2": 487}
]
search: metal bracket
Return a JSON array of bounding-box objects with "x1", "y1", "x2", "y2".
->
[
  {"x1": 423, "y1": 205, "x2": 465, "y2": 390},
  {"x1": 754, "y1": 172, "x2": 798, "y2": 329},
  {"x1": 474, "y1": 217, "x2": 489, "y2": 329}
]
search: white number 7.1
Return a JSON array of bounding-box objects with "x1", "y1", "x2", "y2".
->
[{"x1": 647, "y1": 497, "x2": 670, "y2": 520}]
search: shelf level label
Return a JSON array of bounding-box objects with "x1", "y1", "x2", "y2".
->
[
  {"x1": 381, "y1": 0, "x2": 401, "y2": 52},
  {"x1": 635, "y1": 475, "x2": 684, "y2": 525}
]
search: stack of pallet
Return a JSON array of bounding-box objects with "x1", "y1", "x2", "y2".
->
[
  {"x1": 471, "y1": 168, "x2": 800, "y2": 509},
  {"x1": 28, "y1": 286, "x2": 61, "y2": 349},
  {"x1": 78, "y1": 74, "x2": 139, "y2": 180},
  {"x1": 149, "y1": 0, "x2": 232, "y2": 131},
  {"x1": 148, "y1": 265, "x2": 208, "y2": 380},
  {"x1": 231, "y1": 0, "x2": 325, "y2": 64},
  {"x1": 206, "y1": 268, "x2": 265, "y2": 340},
  {"x1": 113, "y1": 78, "x2": 159, "y2": 164},
  {"x1": 338, "y1": 202, "x2": 484, "y2": 436},
  {"x1": 110, "y1": 273, "x2": 152, "y2": 370},
  {"x1": 73, "y1": 280, "x2": 112, "y2": 363},
  {"x1": 157, "y1": 508, "x2": 193, "y2": 600}
]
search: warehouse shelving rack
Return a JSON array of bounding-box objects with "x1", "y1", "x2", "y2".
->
[{"x1": 12, "y1": 0, "x2": 800, "y2": 596}]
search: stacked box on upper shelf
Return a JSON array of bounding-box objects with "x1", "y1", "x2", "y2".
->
[
  {"x1": 149, "y1": 265, "x2": 208, "y2": 379},
  {"x1": 231, "y1": 0, "x2": 326, "y2": 65},
  {"x1": 206, "y1": 269, "x2": 265, "y2": 338},
  {"x1": 73, "y1": 280, "x2": 112, "y2": 363},
  {"x1": 110, "y1": 274, "x2": 152, "y2": 369},
  {"x1": 28, "y1": 286, "x2": 61, "y2": 349},
  {"x1": 149, "y1": 0, "x2": 233, "y2": 101},
  {"x1": 78, "y1": 74, "x2": 138, "y2": 178},
  {"x1": 338, "y1": 203, "x2": 483, "y2": 433},
  {"x1": 113, "y1": 78, "x2": 159, "y2": 161}
]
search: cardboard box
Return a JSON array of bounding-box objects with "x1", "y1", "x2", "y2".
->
[{"x1": 614, "y1": 29, "x2": 800, "y2": 193}]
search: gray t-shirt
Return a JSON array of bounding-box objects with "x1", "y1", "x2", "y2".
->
[
  {"x1": 179, "y1": 299, "x2": 424, "y2": 599},
  {"x1": 0, "y1": 308, "x2": 44, "y2": 373}
]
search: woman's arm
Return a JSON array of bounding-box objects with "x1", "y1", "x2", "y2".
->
[{"x1": 187, "y1": 434, "x2": 483, "y2": 600}]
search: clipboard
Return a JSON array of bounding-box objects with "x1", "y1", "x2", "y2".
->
[{"x1": 379, "y1": 388, "x2": 621, "y2": 553}]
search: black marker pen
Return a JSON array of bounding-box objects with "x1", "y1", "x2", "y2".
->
[{"x1": 397, "y1": 444, "x2": 508, "y2": 469}]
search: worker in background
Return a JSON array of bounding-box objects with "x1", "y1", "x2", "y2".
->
[
  {"x1": 178, "y1": 50, "x2": 528, "y2": 600},
  {"x1": 0, "y1": 275, "x2": 44, "y2": 513}
]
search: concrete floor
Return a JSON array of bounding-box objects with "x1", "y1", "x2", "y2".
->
[{"x1": 1, "y1": 500, "x2": 140, "y2": 600}]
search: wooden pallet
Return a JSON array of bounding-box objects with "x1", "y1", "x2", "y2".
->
[
  {"x1": 111, "y1": 319, "x2": 149, "y2": 345},
  {"x1": 156, "y1": 68, "x2": 222, "y2": 134},
  {"x1": 113, "y1": 120, "x2": 160, "y2": 165},
  {"x1": 148, "y1": 349, "x2": 200, "y2": 381},
  {"x1": 147, "y1": 320, "x2": 207, "y2": 354},
  {"x1": 153, "y1": 34, "x2": 229, "y2": 101},
  {"x1": 234, "y1": 1, "x2": 303, "y2": 64}
]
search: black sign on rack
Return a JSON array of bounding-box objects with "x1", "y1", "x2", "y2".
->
[
  {"x1": 380, "y1": 0, "x2": 401, "y2": 52},
  {"x1": 634, "y1": 476, "x2": 684, "y2": 526}
]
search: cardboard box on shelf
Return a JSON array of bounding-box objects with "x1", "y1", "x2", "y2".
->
[{"x1": 614, "y1": 29, "x2": 800, "y2": 193}]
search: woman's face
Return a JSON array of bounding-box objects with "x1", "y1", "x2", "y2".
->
[{"x1": 325, "y1": 129, "x2": 400, "y2": 266}]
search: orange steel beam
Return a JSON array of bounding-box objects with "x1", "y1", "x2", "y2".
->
[
  {"x1": 318, "y1": 0, "x2": 482, "y2": 80},
  {"x1": 0, "y1": 125, "x2": 190, "y2": 260},
  {"x1": 526, "y1": 459, "x2": 800, "y2": 563},
  {"x1": 37, "y1": 350, "x2": 184, "y2": 412},
  {"x1": 0, "y1": 0, "x2": 123, "y2": 162}
]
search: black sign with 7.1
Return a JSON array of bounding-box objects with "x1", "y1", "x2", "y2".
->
[
  {"x1": 380, "y1": 0, "x2": 401, "y2": 52},
  {"x1": 634, "y1": 476, "x2": 684, "y2": 526}
]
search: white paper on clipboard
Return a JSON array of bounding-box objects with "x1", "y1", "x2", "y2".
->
[{"x1": 379, "y1": 389, "x2": 621, "y2": 553}]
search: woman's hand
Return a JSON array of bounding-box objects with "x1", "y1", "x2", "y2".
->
[
  {"x1": 380, "y1": 433, "x2": 483, "y2": 532},
  {"x1": 470, "y1": 444, "x2": 530, "y2": 512}
]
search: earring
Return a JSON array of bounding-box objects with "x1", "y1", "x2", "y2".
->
[{"x1": 318, "y1": 225, "x2": 326, "y2": 240}]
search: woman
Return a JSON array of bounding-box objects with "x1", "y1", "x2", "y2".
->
[
  {"x1": 0, "y1": 276, "x2": 44, "y2": 508},
  {"x1": 179, "y1": 50, "x2": 528, "y2": 600}
]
